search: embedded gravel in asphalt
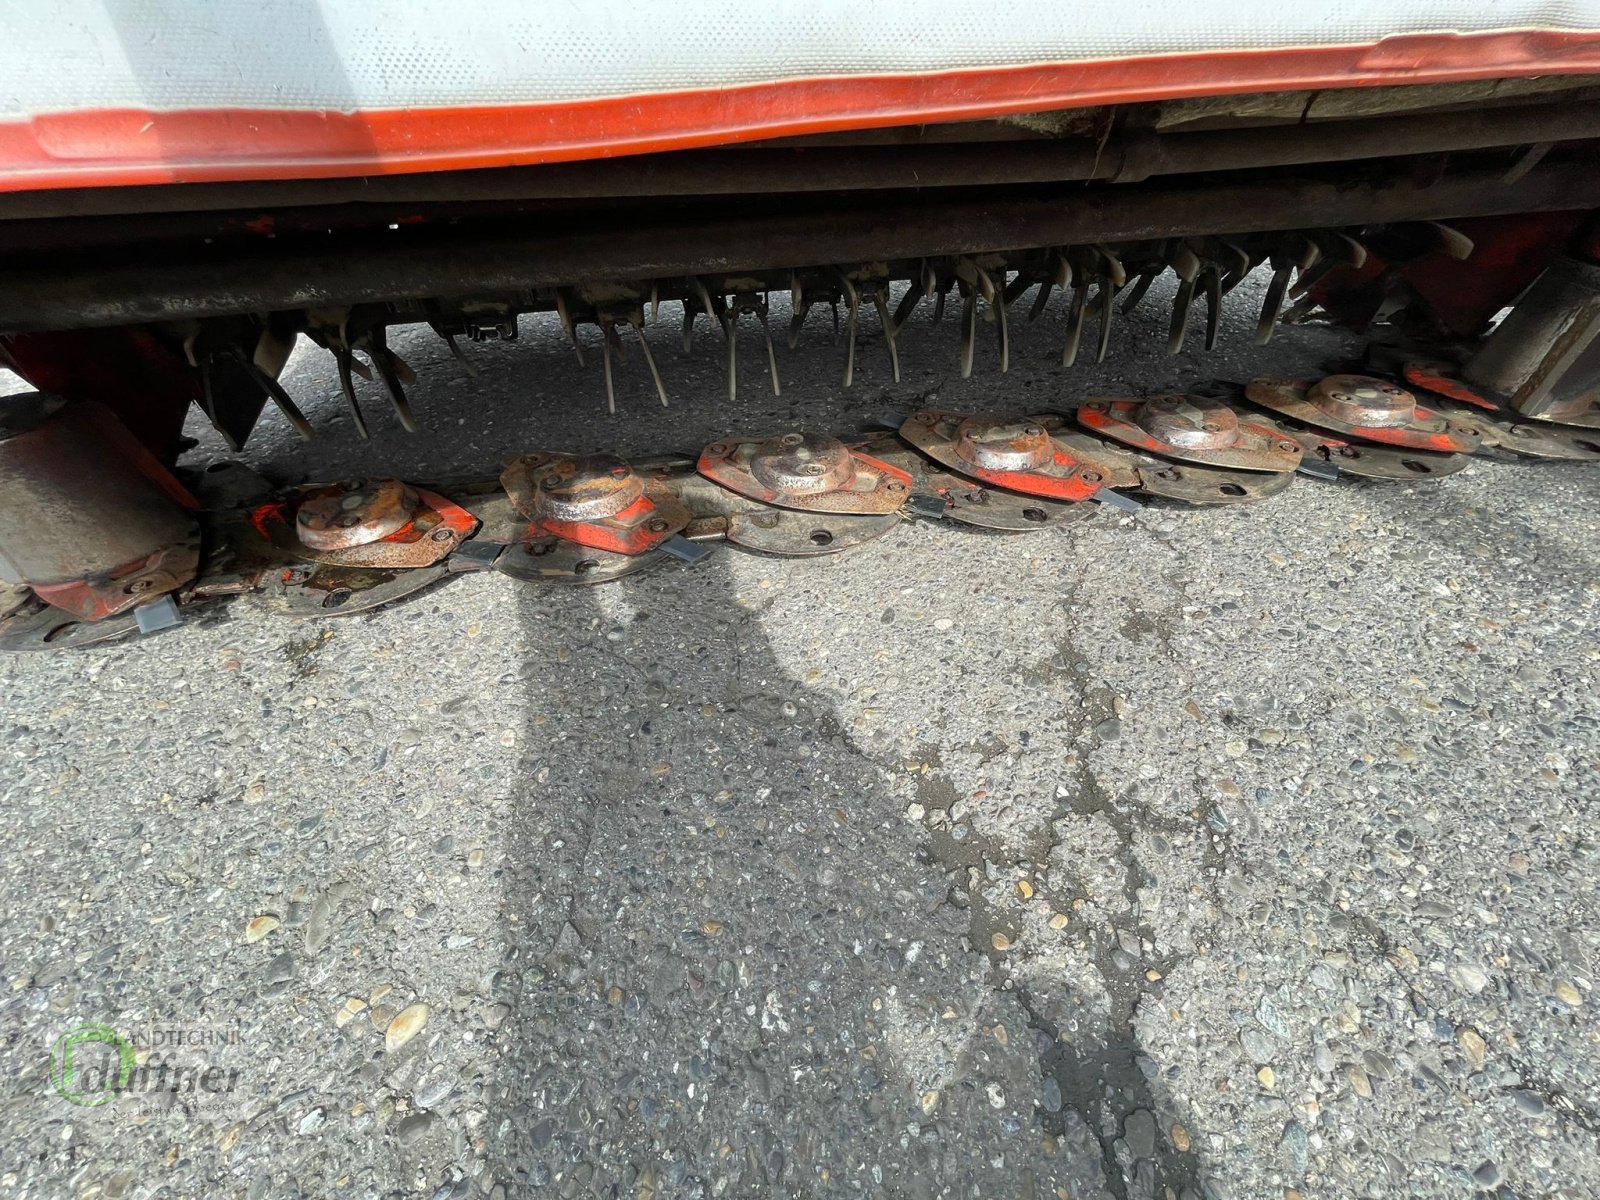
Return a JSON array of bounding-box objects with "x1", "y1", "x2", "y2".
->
[{"x1": 1, "y1": 276, "x2": 1597, "y2": 1200}]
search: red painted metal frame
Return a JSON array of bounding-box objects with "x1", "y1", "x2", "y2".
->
[
  {"x1": 4, "y1": 30, "x2": 1600, "y2": 192},
  {"x1": 0, "y1": 328, "x2": 199, "y2": 459}
]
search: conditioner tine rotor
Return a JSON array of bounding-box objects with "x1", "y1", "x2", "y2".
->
[
  {"x1": 629, "y1": 316, "x2": 670, "y2": 407},
  {"x1": 1201, "y1": 268, "x2": 1223, "y2": 352},
  {"x1": 1094, "y1": 273, "x2": 1117, "y2": 364},
  {"x1": 1062, "y1": 279, "x2": 1089, "y2": 367},
  {"x1": 757, "y1": 301, "x2": 781, "y2": 395},
  {"x1": 369, "y1": 346, "x2": 418, "y2": 433},
  {"x1": 334, "y1": 347, "x2": 370, "y2": 439},
  {"x1": 959, "y1": 283, "x2": 977, "y2": 379},
  {"x1": 442, "y1": 331, "x2": 479, "y2": 379},
  {"x1": 244, "y1": 357, "x2": 316, "y2": 441},
  {"x1": 873, "y1": 290, "x2": 902, "y2": 383},
  {"x1": 600, "y1": 319, "x2": 618, "y2": 415}
]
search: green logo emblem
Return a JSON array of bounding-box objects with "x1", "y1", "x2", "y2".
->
[{"x1": 49, "y1": 1024, "x2": 135, "y2": 1106}]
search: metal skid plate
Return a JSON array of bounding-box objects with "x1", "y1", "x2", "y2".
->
[
  {"x1": 495, "y1": 534, "x2": 666, "y2": 585},
  {"x1": 1274, "y1": 425, "x2": 1471, "y2": 480},
  {"x1": 1433, "y1": 406, "x2": 1600, "y2": 461},
  {"x1": 0, "y1": 589, "x2": 142, "y2": 651},
  {"x1": 899, "y1": 410, "x2": 1106, "y2": 502},
  {"x1": 697, "y1": 431, "x2": 912, "y2": 514},
  {"x1": 1245, "y1": 375, "x2": 1485, "y2": 454},
  {"x1": 1134, "y1": 460, "x2": 1297, "y2": 505},
  {"x1": 252, "y1": 562, "x2": 450, "y2": 617},
  {"x1": 1486, "y1": 420, "x2": 1600, "y2": 460},
  {"x1": 719, "y1": 506, "x2": 900, "y2": 555},
  {"x1": 916, "y1": 463, "x2": 1097, "y2": 531},
  {"x1": 1077, "y1": 395, "x2": 1303, "y2": 473}
]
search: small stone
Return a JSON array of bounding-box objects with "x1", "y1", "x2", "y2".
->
[
  {"x1": 1122, "y1": 1109, "x2": 1156, "y2": 1159},
  {"x1": 1278, "y1": 1121, "x2": 1310, "y2": 1175},
  {"x1": 1041, "y1": 1077, "x2": 1062, "y2": 1113},
  {"x1": 297, "y1": 1107, "x2": 326, "y2": 1136},
  {"x1": 467, "y1": 849, "x2": 484, "y2": 868},
  {"x1": 263, "y1": 952, "x2": 295, "y2": 985},
  {"x1": 1458, "y1": 1028, "x2": 1486, "y2": 1068},
  {"x1": 933, "y1": 618, "x2": 954, "y2": 631},
  {"x1": 385, "y1": 1002, "x2": 430, "y2": 1053},
  {"x1": 904, "y1": 802, "x2": 925, "y2": 821},
  {"x1": 1471, "y1": 1161, "x2": 1501, "y2": 1189},
  {"x1": 1512, "y1": 1089, "x2": 1545, "y2": 1116},
  {"x1": 414, "y1": 1072, "x2": 455, "y2": 1109},
  {"x1": 334, "y1": 997, "x2": 367, "y2": 1028},
  {"x1": 1224, "y1": 740, "x2": 1247, "y2": 758},
  {"x1": 1554, "y1": 980, "x2": 1583, "y2": 1007},
  {"x1": 1361, "y1": 1050, "x2": 1395, "y2": 1081},
  {"x1": 244, "y1": 915, "x2": 280, "y2": 943},
  {"x1": 1094, "y1": 718, "x2": 1122, "y2": 742},
  {"x1": 991, "y1": 932, "x2": 1012, "y2": 952},
  {"x1": 1015, "y1": 880, "x2": 1034, "y2": 901},
  {"x1": 700, "y1": 920, "x2": 723, "y2": 936},
  {"x1": 1449, "y1": 963, "x2": 1490, "y2": 995},
  {"x1": 1345, "y1": 1065, "x2": 1373, "y2": 1098},
  {"x1": 1257, "y1": 1066, "x2": 1276, "y2": 1090},
  {"x1": 1047, "y1": 912, "x2": 1069, "y2": 931},
  {"x1": 920, "y1": 1090, "x2": 940, "y2": 1115},
  {"x1": 1240, "y1": 1028, "x2": 1278, "y2": 1064},
  {"x1": 1170, "y1": 1123, "x2": 1191, "y2": 1153},
  {"x1": 394, "y1": 1112, "x2": 438, "y2": 1146}
]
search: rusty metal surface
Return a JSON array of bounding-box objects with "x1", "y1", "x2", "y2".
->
[
  {"x1": 294, "y1": 478, "x2": 418, "y2": 550},
  {"x1": 722, "y1": 507, "x2": 901, "y2": 556},
  {"x1": 30, "y1": 537, "x2": 201, "y2": 622},
  {"x1": 1462, "y1": 254, "x2": 1600, "y2": 419},
  {"x1": 252, "y1": 561, "x2": 450, "y2": 617},
  {"x1": 494, "y1": 535, "x2": 666, "y2": 585},
  {"x1": 0, "y1": 396, "x2": 198, "y2": 595},
  {"x1": 899, "y1": 410, "x2": 1105, "y2": 503},
  {"x1": 1271, "y1": 422, "x2": 1473, "y2": 480},
  {"x1": 8, "y1": 162, "x2": 1600, "y2": 332},
  {"x1": 263, "y1": 488, "x2": 477, "y2": 570},
  {"x1": 697, "y1": 432, "x2": 912, "y2": 515},
  {"x1": 0, "y1": 591, "x2": 144, "y2": 651},
  {"x1": 1475, "y1": 416, "x2": 1600, "y2": 460},
  {"x1": 1044, "y1": 424, "x2": 1145, "y2": 490},
  {"x1": 7, "y1": 99, "x2": 1600, "y2": 228},
  {"x1": 1077, "y1": 395, "x2": 1303, "y2": 473},
  {"x1": 502, "y1": 452, "x2": 690, "y2": 555},
  {"x1": 1244, "y1": 375, "x2": 1485, "y2": 454},
  {"x1": 916, "y1": 462, "x2": 1098, "y2": 532},
  {"x1": 1400, "y1": 360, "x2": 1503, "y2": 413},
  {"x1": 1134, "y1": 461, "x2": 1297, "y2": 505}
]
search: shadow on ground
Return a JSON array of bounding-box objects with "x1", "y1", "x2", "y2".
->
[{"x1": 478, "y1": 550, "x2": 1203, "y2": 1198}]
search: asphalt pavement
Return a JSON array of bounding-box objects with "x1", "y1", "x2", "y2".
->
[{"x1": 1, "y1": 275, "x2": 1597, "y2": 1200}]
